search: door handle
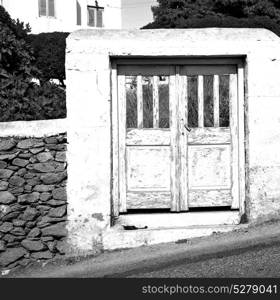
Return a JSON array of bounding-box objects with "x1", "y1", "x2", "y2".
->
[{"x1": 184, "y1": 124, "x2": 192, "y2": 132}]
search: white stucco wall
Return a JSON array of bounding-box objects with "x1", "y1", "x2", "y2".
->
[
  {"x1": 0, "y1": 119, "x2": 67, "y2": 137},
  {"x1": 1, "y1": 0, "x2": 122, "y2": 33},
  {"x1": 66, "y1": 28, "x2": 280, "y2": 253}
]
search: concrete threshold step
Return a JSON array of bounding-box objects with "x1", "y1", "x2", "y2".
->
[{"x1": 103, "y1": 224, "x2": 244, "y2": 250}]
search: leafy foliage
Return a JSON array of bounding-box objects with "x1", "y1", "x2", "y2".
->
[
  {"x1": 0, "y1": 6, "x2": 35, "y2": 79},
  {"x1": 0, "y1": 81, "x2": 66, "y2": 121},
  {"x1": 26, "y1": 32, "x2": 70, "y2": 86},
  {"x1": 0, "y1": 5, "x2": 31, "y2": 39},
  {"x1": 144, "y1": 0, "x2": 280, "y2": 36},
  {"x1": 0, "y1": 6, "x2": 66, "y2": 121}
]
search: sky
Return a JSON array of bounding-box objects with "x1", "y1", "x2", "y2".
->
[{"x1": 122, "y1": 0, "x2": 158, "y2": 29}]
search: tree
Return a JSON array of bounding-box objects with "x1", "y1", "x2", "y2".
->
[
  {"x1": 144, "y1": 0, "x2": 280, "y2": 36},
  {"x1": 0, "y1": 6, "x2": 66, "y2": 121},
  {"x1": 0, "y1": 6, "x2": 35, "y2": 79},
  {"x1": 26, "y1": 32, "x2": 70, "y2": 86},
  {"x1": 0, "y1": 5, "x2": 31, "y2": 39}
]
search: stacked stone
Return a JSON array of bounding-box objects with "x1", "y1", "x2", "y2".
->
[{"x1": 0, "y1": 134, "x2": 67, "y2": 270}]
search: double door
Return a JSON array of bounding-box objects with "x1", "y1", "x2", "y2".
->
[{"x1": 113, "y1": 62, "x2": 244, "y2": 215}]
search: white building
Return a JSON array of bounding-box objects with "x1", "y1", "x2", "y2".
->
[{"x1": 1, "y1": 0, "x2": 122, "y2": 33}]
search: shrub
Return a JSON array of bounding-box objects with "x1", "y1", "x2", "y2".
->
[
  {"x1": 0, "y1": 6, "x2": 66, "y2": 121},
  {"x1": 0, "y1": 80, "x2": 66, "y2": 122},
  {"x1": 144, "y1": 0, "x2": 280, "y2": 37},
  {"x1": 26, "y1": 32, "x2": 70, "y2": 86},
  {"x1": 0, "y1": 5, "x2": 31, "y2": 39},
  {"x1": 0, "y1": 6, "x2": 36, "y2": 79},
  {"x1": 144, "y1": 15, "x2": 280, "y2": 37}
]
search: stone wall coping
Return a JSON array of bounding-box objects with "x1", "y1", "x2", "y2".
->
[
  {"x1": 68, "y1": 28, "x2": 280, "y2": 44},
  {"x1": 0, "y1": 119, "x2": 67, "y2": 138}
]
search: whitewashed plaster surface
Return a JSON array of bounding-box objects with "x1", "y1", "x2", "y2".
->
[
  {"x1": 0, "y1": 119, "x2": 67, "y2": 137},
  {"x1": 66, "y1": 28, "x2": 280, "y2": 253},
  {"x1": 1, "y1": 0, "x2": 122, "y2": 33}
]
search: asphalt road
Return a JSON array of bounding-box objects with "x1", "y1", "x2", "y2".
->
[{"x1": 127, "y1": 242, "x2": 280, "y2": 278}]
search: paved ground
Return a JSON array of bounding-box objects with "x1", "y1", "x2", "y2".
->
[
  {"x1": 3, "y1": 220, "x2": 280, "y2": 278},
  {"x1": 129, "y1": 242, "x2": 280, "y2": 278}
]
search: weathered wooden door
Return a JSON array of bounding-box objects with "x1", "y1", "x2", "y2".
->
[
  {"x1": 178, "y1": 65, "x2": 240, "y2": 210},
  {"x1": 116, "y1": 65, "x2": 178, "y2": 212},
  {"x1": 114, "y1": 63, "x2": 242, "y2": 215}
]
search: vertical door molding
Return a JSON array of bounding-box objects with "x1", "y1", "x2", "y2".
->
[
  {"x1": 237, "y1": 64, "x2": 246, "y2": 215},
  {"x1": 198, "y1": 75, "x2": 204, "y2": 128},
  {"x1": 117, "y1": 74, "x2": 127, "y2": 212},
  {"x1": 213, "y1": 74, "x2": 220, "y2": 128},
  {"x1": 170, "y1": 66, "x2": 180, "y2": 211},
  {"x1": 111, "y1": 62, "x2": 120, "y2": 217},
  {"x1": 178, "y1": 73, "x2": 189, "y2": 211},
  {"x1": 153, "y1": 76, "x2": 160, "y2": 128},
  {"x1": 137, "y1": 76, "x2": 143, "y2": 129},
  {"x1": 230, "y1": 73, "x2": 240, "y2": 209}
]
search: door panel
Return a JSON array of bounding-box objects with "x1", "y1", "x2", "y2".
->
[
  {"x1": 126, "y1": 129, "x2": 170, "y2": 145},
  {"x1": 117, "y1": 65, "x2": 176, "y2": 212},
  {"x1": 188, "y1": 128, "x2": 231, "y2": 144},
  {"x1": 188, "y1": 190, "x2": 232, "y2": 208},
  {"x1": 179, "y1": 65, "x2": 238, "y2": 209},
  {"x1": 126, "y1": 192, "x2": 170, "y2": 209},
  {"x1": 188, "y1": 145, "x2": 231, "y2": 189},
  {"x1": 126, "y1": 146, "x2": 170, "y2": 191}
]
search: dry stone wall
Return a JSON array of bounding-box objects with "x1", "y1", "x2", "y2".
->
[{"x1": 0, "y1": 134, "x2": 67, "y2": 271}]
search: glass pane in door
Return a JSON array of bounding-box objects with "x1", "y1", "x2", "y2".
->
[
  {"x1": 159, "y1": 76, "x2": 170, "y2": 129},
  {"x1": 219, "y1": 75, "x2": 230, "y2": 127},
  {"x1": 204, "y1": 75, "x2": 214, "y2": 127},
  {"x1": 188, "y1": 76, "x2": 198, "y2": 128},
  {"x1": 126, "y1": 76, "x2": 137, "y2": 129},
  {"x1": 142, "y1": 76, "x2": 154, "y2": 128}
]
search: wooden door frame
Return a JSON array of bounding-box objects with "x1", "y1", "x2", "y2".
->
[{"x1": 111, "y1": 58, "x2": 246, "y2": 221}]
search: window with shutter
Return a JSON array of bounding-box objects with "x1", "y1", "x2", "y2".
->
[
  {"x1": 48, "y1": 0, "x2": 55, "y2": 17},
  {"x1": 77, "y1": 0, "x2": 81, "y2": 25},
  {"x1": 96, "y1": 8, "x2": 103, "y2": 27},
  {"x1": 39, "y1": 0, "x2": 55, "y2": 17},
  {"x1": 39, "y1": 0, "x2": 47, "y2": 16},
  {"x1": 87, "y1": 5, "x2": 104, "y2": 27},
  {"x1": 87, "y1": 6, "x2": 95, "y2": 27}
]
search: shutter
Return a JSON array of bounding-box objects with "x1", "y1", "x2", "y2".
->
[
  {"x1": 48, "y1": 0, "x2": 55, "y2": 17},
  {"x1": 87, "y1": 6, "x2": 95, "y2": 26},
  {"x1": 39, "y1": 0, "x2": 47, "y2": 16},
  {"x1": 96, "y1": 8, "x2": 103, "y2": 27},
  {"x1": 76, "y1": 0, "x2": 81, "y2": 25}
]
